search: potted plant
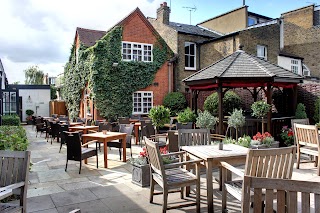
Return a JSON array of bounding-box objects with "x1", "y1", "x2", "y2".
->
[
  {"x1": 25, "y1": 109, "x2": 34, "y2": 125},
  {"x1": 251, "y1": 100, "x2": 271, "y2": 134},
  {"x1": 130, "y1": 146, "x2": 170, "y2": 187},
  {"x1": 196, "y1": 110, "x2": 218, "y2": 131},
  {"x1": 130, "y1": 147, "x2": 150, "y2": 187},
  {"x1": 177, "y1": 107, "x2": 196, "y2": 128},
  {"x1": 149, "y1": 105, "x2": 171, "y2": 133},
  {"x1": 280, "y1": 126, "x2": 294, "y2": 146},
  {"x1": 251, "y1": 132, "x2": 279, "y2": 149},
  {"x1": 227, "y1": 109, "x2": 245, "y2": 140}
]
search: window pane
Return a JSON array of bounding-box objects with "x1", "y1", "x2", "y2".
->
[
  {"x1": 185, "y1": 44, "x2": 190, "y2": 54},
  {"x1": 190, "y1": 56, "x2": 194, "y2": 67},
  {"x1": 185, "y1": 55, "x2": 189, "y2": 67},
  {"x1": 190, "y1": 44, "x2": 195, "y2": 55}
]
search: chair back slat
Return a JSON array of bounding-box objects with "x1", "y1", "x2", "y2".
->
[
  {"x1": 178, "y1": 129, "x2": 210, "y2": 147},
  {"x1": 294, "y1": 124, "x2": 319, "y2": 148},
  {"x1": 244, "y1": 147, "x2": 296, "y2": 179},
  {"x1": 242, "y1": 176, "x2": 320, "y2": 213},
  {"x1": 0, "y1": 151, "x2": 30, "y2": 187},
  {"x1": 145, "y1": 137, "x2": 166, "y2": 180}
]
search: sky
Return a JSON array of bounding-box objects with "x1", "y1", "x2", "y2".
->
[{"x1": 1, "y1": 0, "x2": 318, "y2": 84}]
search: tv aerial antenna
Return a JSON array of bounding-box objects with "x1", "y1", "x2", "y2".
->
[{"x1": 183, "y1": 5, "x2": 197, "y2": 25}]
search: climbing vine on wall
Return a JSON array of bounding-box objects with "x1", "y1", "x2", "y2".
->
[{"x1": 63, "y1": 26, "x2": 172, "y2": 120}]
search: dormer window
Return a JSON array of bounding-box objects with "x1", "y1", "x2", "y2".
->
[{"x1": 122, "y1": 41, "x2": 153, "y2": 62}]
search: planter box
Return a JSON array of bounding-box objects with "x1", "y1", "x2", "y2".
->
[
  {"x1": 132, "y1": 164, "x2": 150, "y2": 187},
  {"x1": 250, "y1": 141, "x2": 280, "y2": 149}
]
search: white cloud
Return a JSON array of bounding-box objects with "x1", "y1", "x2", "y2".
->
[{"x1": 0, "y1": 0, "x2": 164, "y2": 83}]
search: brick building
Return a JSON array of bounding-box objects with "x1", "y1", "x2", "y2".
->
[
  {"x1": 281, "y1": 5, "x2": 320, "y2": 78},
  {"x1": 70, "y1": 8, "x2": 173, "y2": 119}
]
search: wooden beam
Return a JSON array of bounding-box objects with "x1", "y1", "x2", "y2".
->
[
  {"x1": 266, "y1": 84, "x2": 272, "y2": 134},
  {"x1": 218, "y1": 84, "x2": 224, "y2": 134}
]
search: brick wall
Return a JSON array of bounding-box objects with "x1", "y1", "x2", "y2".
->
[
  {"x1": 121, "y1": 10, "x2": 171, "y2": 108},
  {"x1": 282, "y1": 5, "x2": 320, "y2": 78},
  {"x1": 240, "y1": 23, "x2": 280, "y2": 64}
]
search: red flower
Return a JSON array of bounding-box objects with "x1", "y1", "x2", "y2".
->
[
  {"x1": 288, "y1": 131, "x2": 293, "y2": 137},
  {"x1": 139, "y1": 147, "x2": 147, "y2": 158}
]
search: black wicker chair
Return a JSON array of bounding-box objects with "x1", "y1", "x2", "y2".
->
[
  {"x1": 64, "y1": 131, "x2": 98, "y2": 174},
  {"x1": 107, "y1": 124, "x2": 134, "y2": 160},
  {"x1": 59, "y1": 124, "x2": 69, "y2": 153}
]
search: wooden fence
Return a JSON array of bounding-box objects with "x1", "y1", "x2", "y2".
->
[{"x1": 49, "y1": 100, "x2": 68, "y2": 116}]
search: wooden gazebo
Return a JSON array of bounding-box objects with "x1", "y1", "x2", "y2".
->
[{"x1": 183, "y1": 49, "x2": 303, "y2": 135}]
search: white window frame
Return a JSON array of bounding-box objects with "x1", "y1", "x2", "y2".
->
[
  {"x1": 303, "y1": 63, "x2": 310, "y2": 76},
  {"x1": 132, "y1": 91, "x2": 153, "y2": 115},
  {"x1": 185, "y1": 42, "x2": 196, "y2": 70},
  {"x1": 291, "y1": 59, "x2": 299, "y2": 74},
  {"x1": 257, "y1": 45, "x2": 267, "y2": 60},
  {"x1": 122, "y1": 41, "x2": 153, "y2": 62}
]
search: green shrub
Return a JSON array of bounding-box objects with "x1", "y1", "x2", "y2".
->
[
  {"x1": 2, "y1": 114, "x2": 21, "y2": 126},
  {"x1": 149, "y1": 105, "x2": 171, "y2": 128},
  {"x1": 314, "y1": 97, "x2": 320, "y2": 123},
  {"x1": 163, "y1": 92, "x2": 187, "y2": 116},
  {"x1": 0, "y1": 126, "x2": 28, "y2": 151},
  {"x1": 295, "y1": 103, "x2": 307, "y2": 119},
  {"x1": 26, "y1": 109, "x2": 34, "y2": 116},
  {"x1": 228, "y1": 109, "x2": 245, "y2": 140},
  {"x1": 177, "y1": 108, "x2": 196, "y2": 123},
  {"x1": 196, "y1": 110, "x2": 218, "y2": 130},
  {"x1": 251, "y1": 100, "x2": 271, "y2": 119},
  {"x1": 204, "y1": 91, "x2": 241, "y2": 115}
]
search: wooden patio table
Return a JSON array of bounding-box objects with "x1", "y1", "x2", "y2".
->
[
  {"x1": 68, "y1": 122, "x2": 84, "y2": 127},
  {"x1": 82, "y1": 132, "x2": 127, "y2": 168},
  {"x1": 68, "y1": 125, "x2": 99, "y2": 134},
  {"x1": 181, "y1": 144, "x2": 248, "y2": 212},
  {"x1": 134, "y1": 122, "x2": 141, "y2": 145}
]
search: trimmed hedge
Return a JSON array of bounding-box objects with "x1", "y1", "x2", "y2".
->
[
  {"x1": 2, "y1": 114, "x2": 20, "y2": 126},
  {"x1": 0, "y1": 126, "x2": 28, "y2": 151},
  {"x1": 163, "y1": 92, "x2": 187, "y2": 116},
  {"x1": 204, "y1": 91, "x2": 241, "y2": 115}
]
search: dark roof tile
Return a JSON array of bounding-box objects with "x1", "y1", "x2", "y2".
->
[
  {"x1": 76, "y1": 27, "x2": 106, "y2": 47},
  {"x1": 183, "y1": 50, "x2": 303, "y2": 82},
  {"x1": 168, "y1": 22, "x2": 221, "y2": 38}
]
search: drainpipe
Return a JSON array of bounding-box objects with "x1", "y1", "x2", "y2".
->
[{"x1": 168, "y1": 62, "x2": 172, "y2": 92}]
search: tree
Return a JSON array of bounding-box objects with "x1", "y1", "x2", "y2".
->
[
  {"x1": 50, "y1": 85, "x2": 57, "y2": 100},
  {"x1": 24, "y1": 66, "x2": 44, "y2": 85}
]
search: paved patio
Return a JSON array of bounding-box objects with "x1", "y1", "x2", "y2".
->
[{"x1": 25, "y1": 125, "x2": 320, "y2": 213}]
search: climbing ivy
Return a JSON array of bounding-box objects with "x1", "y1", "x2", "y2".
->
[{"x1": 63, "y1": 26, "x2": 172, "y2": 120}]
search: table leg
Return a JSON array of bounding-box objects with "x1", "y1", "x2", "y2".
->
[
  {"x1": 104, "y1": 140, "x2": 108, "y2": 168},
  {"x1": 122, "y1": 135, "x2": 126, "y2": 162},
  {"x1": 134, "y1": 125, "x2": 139, "y2": 145},
  {"x1": 206, "y1": 160, "x2": 214, "y2": 212}
]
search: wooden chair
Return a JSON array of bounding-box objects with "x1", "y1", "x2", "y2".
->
[
  {"x1": 221, "y1": 146, "x2": 296, "y2": 212},
  {"x1": 242, "y1": 176, "x2": 320, "y2": 213},
  {"x1": 294, "y1": 123, "x2": 320, "y2": 175},
  {"x1": 145, "y1": 137, "x2": 202, "y2": 213},
  {"x1": 64, "y1": 131, "x2": 99, "y2": 174},
  {"x1": 167, "y1": 130, "x2": 178, "y2": 152},
  {"x1": 291, "y1": 118, "x2": 309, "y2": 129},
  {"x1": 178, "y1": 128, "x2": 211, "y2": 147},
  {"x1": 0, "y1": 150, "x2": 30, "y2": 213}
]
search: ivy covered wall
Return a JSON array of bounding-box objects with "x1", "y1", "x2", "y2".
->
[{"x1": 63, "y1": 26, "x2": 172, "y2": 120}]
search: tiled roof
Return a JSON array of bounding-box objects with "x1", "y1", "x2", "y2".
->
[
  {"x1": 183, "y1": 50, "x2": 303, "y2": 82},
  {"x1": 76, "y1": 27, "x2": 106, "y2": 47},
  {"x1": 168, "y1": 22, "x2": 221, "y2": 38}
]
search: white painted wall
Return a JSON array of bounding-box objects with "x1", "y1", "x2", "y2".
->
[
  {"x1": 19, "y1": 89, "x2": 50, "y2": 121},
  {"x1": 277, "y1": 56, "x2": 302, "y2": 76}
]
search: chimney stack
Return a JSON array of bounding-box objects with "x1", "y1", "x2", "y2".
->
[{"x1": 157, "y1": 2, "x2": 170, "y2": 25}]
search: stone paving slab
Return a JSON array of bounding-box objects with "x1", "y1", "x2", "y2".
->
[{"x1": 23, "y1": 125, "x2": 320, "y2": 213}]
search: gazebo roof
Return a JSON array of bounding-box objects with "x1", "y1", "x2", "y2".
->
[{"x1": 183, "y1": 50, "x2": 303, "y2": 89}]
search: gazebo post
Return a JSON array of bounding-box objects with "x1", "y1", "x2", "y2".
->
[
  {"x1": 266, "y1": 84, "x2": 272, "y2": 134},
  {"x1": 217, "y1": 84, "x2": 224, "y2": 135},
  {"x1": 190, "y1": 89, "x2": 193, "y2": 110},
  {"x1": 194, "y1": 90, "x2": 199, "y2": 114},
  {"x1": 292, "y1": 85, "x2": 297, "y2": 114}
]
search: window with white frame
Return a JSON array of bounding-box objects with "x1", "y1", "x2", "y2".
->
[
  {"x1": 185, "y1": 42, "x2": 196, "y2": 70},
  {"x1": 133, "y1": 91, "x2": 153, "y2": 114},
  {"x1": 248, "y1": 17, "x2": 257, "y2": 26},
  {"x1": 257, "y1": 45, "x2": 267, "y2": 60},
  {"x1": 122, "y1": 42, "x2": 152, "y2": 62},
  {"x1": 291, "y1": 59, "x2": 299, "y2": 74},
  {"x1": 2, "y1": 91, "x2": 16, "y2": 115}
]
